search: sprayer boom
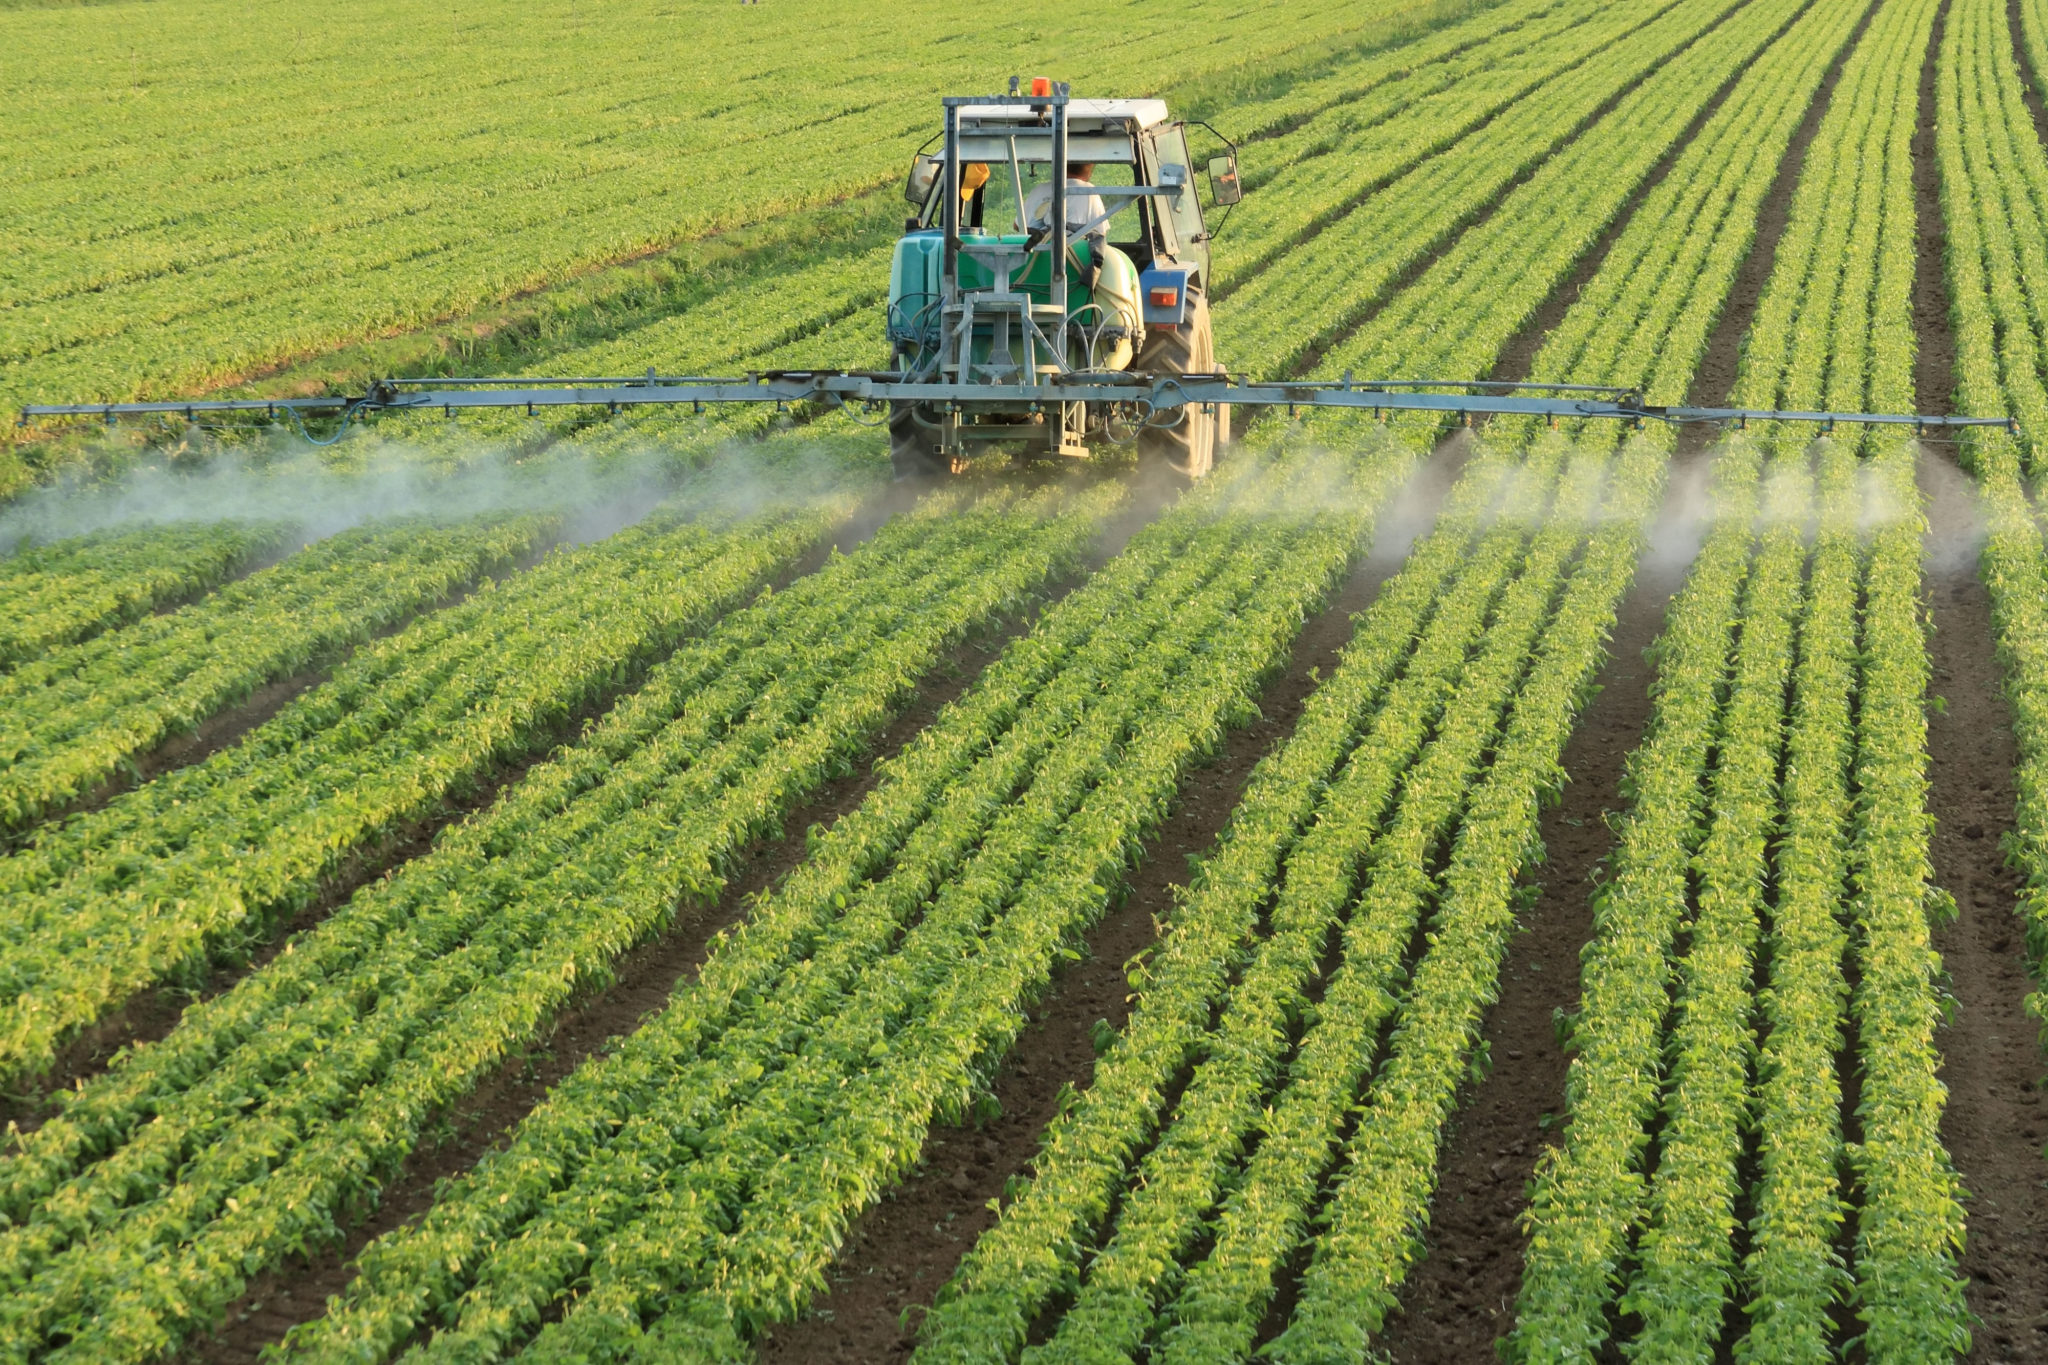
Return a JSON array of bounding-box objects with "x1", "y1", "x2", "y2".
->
[{"x1": 19, "y1": 372, "x2": 2009, "y2": 441}]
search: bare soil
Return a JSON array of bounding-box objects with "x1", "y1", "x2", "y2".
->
[
  {"x1": 1915, "y1": 5, "x2": 2048, "y2": 1357},
  {"x1": 754, "y1": 440, "x2": 1470, "y2": 1364},
  {"x1": 1920, "y1": 450, "x2": 2048, "y2": 1365}
]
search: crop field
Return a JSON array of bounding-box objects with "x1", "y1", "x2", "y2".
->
[{"x1": 7, "y1": 0, "x2": 2048, "y2": 1359}]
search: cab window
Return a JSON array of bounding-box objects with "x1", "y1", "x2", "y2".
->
[
  {"x1": 963, "y1": 160, "x2": 1137, "y2": 239},
  {"x1": 1148, "y1": 126, "x2": 1209, "y2": 270}
]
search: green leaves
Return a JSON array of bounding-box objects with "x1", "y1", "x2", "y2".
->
[
  {"x1": 0, "y1": 514, "x2": 552, "y2": 833},
  {"x1": 0, "y1": 522, "x2": 286, "y2": 673},
  {"x1": 274, "y1": 445, "x2": 1402, "y2": 1365},
  {"x1": 0, "y1": 486, "x2": 1108, "y2": 1365},
  {"x1": 1518, "y1": 0, "x2": 1969, "y2": 1354},
  {"x1": 0, "y1": 507, "x2": 825, "y2": 1088}
]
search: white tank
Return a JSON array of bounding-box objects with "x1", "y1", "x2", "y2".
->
[{"x1": 1087, "y1": 245, "x2": 1143, "y2": 370}]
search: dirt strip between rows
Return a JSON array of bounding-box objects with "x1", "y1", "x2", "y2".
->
[
  {"x1": 1371, "y1": 433, "x2": 1714, "y2": 1362},
  {"x1": 1917, "y1": 1, "x2": 2048, "y2": 1355},
  {"x1": 757, "y1": 438, "x2": 1471, "y2": 1364},
  {"x1": 1921, "y1": 450, "x2": 2048, "y2": 1365}
]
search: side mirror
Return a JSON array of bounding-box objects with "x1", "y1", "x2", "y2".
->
[
  {"x1": 1207, "y1": 154, "x2": 1242, "y2": 207},
  {"x1": 905, "y1": 154, "x2": 940, "y2": 207}
]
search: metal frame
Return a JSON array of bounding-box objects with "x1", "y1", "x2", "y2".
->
[{"x1": 22, "y1": 371, "x2": 2013, "y2": 437}]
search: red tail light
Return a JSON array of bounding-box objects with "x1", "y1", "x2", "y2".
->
[{"x1": 1149, "y1": 287, "x2": 1180, "y2": 308}]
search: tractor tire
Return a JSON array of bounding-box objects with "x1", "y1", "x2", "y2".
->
[
  {"x1": 889, "y1": 402, "x2": 951, "y2": 480},
  {"x1": 1135, "y1": 292, "x2": 1221, "y2": 482}
]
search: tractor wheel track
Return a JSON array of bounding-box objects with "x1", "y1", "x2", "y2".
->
[{"x1": 1924, "y1": 1, "x2": 2048, "y2": 1356}]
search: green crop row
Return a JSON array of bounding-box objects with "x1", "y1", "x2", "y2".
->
[
  {"x1": 1305, "y1": 0, "x2": 1833, "y2": 451},
  {"x1": 1508, "y1": 448, "x2": 1761, "y2": 1362},
  {"x1": 0, "y1": 514, "x2": 554, "y2": 832},
  {"x1": 918, "y1": 0, "x2": 1843, "y2": 1348},
  {"x1": 272, "y1": 441, "x2": 1410, "y2": 1364},
  {"x1": 1137, "y1": 446, "x2": 1607, "y2": 1365},
  {"x1": 1942, "y1": 0, "x2": 2048, "y2": 1050},
  {"x1": 1737, "y1": 448, "x2": 1860, "y2": 1363},
  {"x1": 1212, "y1": 0, "x2": 1680, "y2": 294},
  {"x1": 285, "y1": 492, "x2": 1260, "y2": 1362},
  {"x1": 0, "y1": 502, "x2": 841, "y2": 1086},
  {"x1": 0, "y1": 483, "x2": 1109, "y2": 1365},
  {"x1": 1740, "y1": 1, "x2": 1957, "y2": 1356},
  {"x1": 1220, "y1": 0, "x2": 1765, "y2": 379},
  {"x1": 1848, "y1": 442, "x2": 1970, "y2": 1358},
  {"x1": 1619, "y1": 456, "x2": 1801, "y2": 1363},
  {"x1": 1514, "y1": 0, "x2": 1966, "y2": 1353},
  {"x1": 1258, "y1": 440, "x2": 1657, "y2": 1365},
  {"x1": 911, "y1": 449, "x2": 1524, "y2": 1363},
  {"x1": 0, "y1": 522, "x2": 285, "y2": 671},
  {"x1": 1242, "y1": 0, "x2": 1858, "y2": 1323}
]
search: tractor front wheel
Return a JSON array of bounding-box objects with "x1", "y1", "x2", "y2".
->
[
  {"x1": 1135, "y1": 292, "x2": 1224, "y2": 482},
  {"x1": 889, "y1": 403, "x2": 952, "y2": 480}
]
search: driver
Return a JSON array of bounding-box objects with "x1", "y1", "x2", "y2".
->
[{"x1": 1023, "y1": 162, "x2": 1108, "y2": 290}]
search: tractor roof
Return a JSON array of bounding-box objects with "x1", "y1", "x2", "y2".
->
[{"x1": 953, "y1": 98, "x2": 1172, "y2": 132}]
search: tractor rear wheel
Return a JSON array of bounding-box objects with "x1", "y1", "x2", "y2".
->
[
  {"x1": 1135, "y1": 292, "x2": 1222, "y2": 482},
  {"x1": 889, "y1": 403, "x2": 951, "y2": 480}
]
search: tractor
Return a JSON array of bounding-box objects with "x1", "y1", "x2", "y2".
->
[{"x1": 885, "y1": 78, "x2": 1242, "y2": 481}]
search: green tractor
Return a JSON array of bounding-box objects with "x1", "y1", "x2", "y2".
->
[{"x1": 886, "y1": 79, "x2": 1243, "y2": 481}]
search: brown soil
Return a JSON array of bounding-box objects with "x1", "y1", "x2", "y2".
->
[
  {"x1": 1919, "y1": 450, "x2": 2048, "y2": 1365},
  {"x1": 183, "y1": 488, "x2": 1090, "y2": 1363},
  {"x1": 1371, "y1": 437, "x2": 1715, "y2": 1362},
  {"x1": 754, "y1": 439, "x2": 1470, "y2": 1364},
  {"x1": 1916, "y1": 0, "x2": 1959, "y2": 427}
]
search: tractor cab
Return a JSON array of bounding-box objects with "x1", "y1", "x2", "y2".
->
[{"x1": 885, "y1": 81, "x2": 1243, "y2": 480}]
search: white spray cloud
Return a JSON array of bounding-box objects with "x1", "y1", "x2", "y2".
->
[{"x1": 0, "y1": 425, "x2": 874, "y2": 557}]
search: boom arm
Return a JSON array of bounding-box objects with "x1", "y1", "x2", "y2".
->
[{"x1": 18, "y1": 371, "x2": 2010, "y2": 437}]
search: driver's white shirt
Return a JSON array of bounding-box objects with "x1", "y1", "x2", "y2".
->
[{"x1": 1022, "y1": 179, "x2": 1108, "y2": 234}]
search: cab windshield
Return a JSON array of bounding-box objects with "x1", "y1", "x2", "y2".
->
[{"x1": 962, "y1": 160, "x2": 1138, "y2": 241}]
